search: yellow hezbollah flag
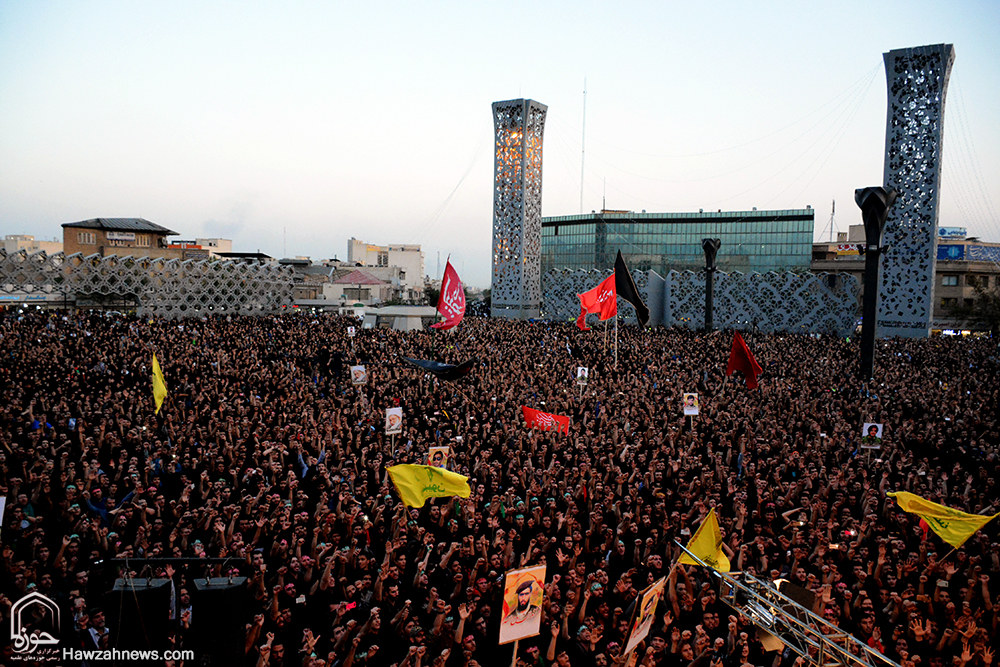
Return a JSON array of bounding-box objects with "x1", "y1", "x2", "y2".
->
[
  {"x1": 387, "y1": 464, "x2": 471, "y2": 508},
  {"x1": 678, "y1": 508, "x2": 731, "y2": 572},
  {"x1": 152, "y1": 353, "x2": 168, "y2": 415},
  {"x1": 887, "y1": 491, "x2": 999, "y2": 549}
]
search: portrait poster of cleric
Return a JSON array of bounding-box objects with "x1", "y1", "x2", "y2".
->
[
  {"x1": 624, "y1": 576, "x2": 666, "y2": 655},
  {"x1": 427, "y1": 446, "x2": 450, "y2": 469},
  {"x1": 498, "y1": 565, "x2": 545, "y2": 645},
  {"x1": 350, "y1": 365, "x2": 368, "y2": 385},
  {"x1": 385, "y1": 407, "x2": 403, "y2": 435},
  {"x1": 682, "y1": 393, "x2": 699, "y2": 416},
  {"x1": 861, "y1": 422, "x2": 883, "y2": 448}
]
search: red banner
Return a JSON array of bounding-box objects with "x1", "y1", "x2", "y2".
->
[
  {"x1": 431, "y1": 260, "x2": 466, "y2": 330},
  {"x1": 576, "y1": 274, "x2": 617, "y2": 330},
  {"x1": 521, "y1": 406, "x2": 570, "y2": 434}
]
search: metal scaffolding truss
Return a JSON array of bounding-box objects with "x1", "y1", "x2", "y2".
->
[
  {"x1": 0, "y1": 250, "x2": 293, "y2": 318},
  {"x1": 719, "y1": 571, "x2": 900, "y2": 667},
  {"x1": 675, "y1": 542, "x2": 900, "y2": 667}
]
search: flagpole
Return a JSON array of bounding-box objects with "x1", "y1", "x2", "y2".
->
[{"x1": 614, "y1": 312, "x2": 619, "y2": 369}]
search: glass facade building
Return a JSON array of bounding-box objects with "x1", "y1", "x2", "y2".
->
[{"x1": 541, "y1": 209, "x2": 814, "y2": 274}]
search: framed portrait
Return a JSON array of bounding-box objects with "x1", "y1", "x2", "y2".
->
[
  {"x1": 861, "y1": 422, "x2": 883, "y2": 449},
  {"x1": 427, "y1": 446, "x2": 450, "y2": 469},
  {"x1": 624, "y1": 577, "x2": 666, "y2": 656},
  {"x1": 385, "y1": 407, "x2": 403, "y2": 435},
  {"x1": 498, "y1": 565, "x2": 546, "y2": 645}
]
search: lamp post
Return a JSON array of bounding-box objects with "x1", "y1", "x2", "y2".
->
[
  {"x1": 702, "y1": 238, "x2": 722, "y2": 332},
  {"x1": 855, "y1": 187, "x2": 897, "y2": 380}
]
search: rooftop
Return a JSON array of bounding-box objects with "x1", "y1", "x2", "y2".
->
[{"x1": 61, "y1": 218, "x2": 178, "y2": 235}]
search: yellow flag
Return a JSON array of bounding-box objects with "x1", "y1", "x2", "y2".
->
[
  {"x1": 678, "y1": 508, "x2": 731, "y2": 571},
  {"x1": 386, "y1": 464, "x2": 471, "y2": 508},
  {"x1": 887, "y1": 491, "x2": 999, "y2": 549},
  {"x1": 152, "y1": 353, "x2": 168, "y2": 415}
]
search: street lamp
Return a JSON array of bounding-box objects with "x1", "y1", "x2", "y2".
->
[
  {"x1": 855, "y1": 187, "x2": 897, "y2": 380},
  {"x1": 702, "y1": 238, "x2": 722, "y2": 332}
]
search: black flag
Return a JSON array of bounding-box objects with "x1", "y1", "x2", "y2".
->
[
  {"x1": 401, "y1": 357, "x2": 476, "y2": 382},
  {"x1": 614, "y1": 250, "x2": 649, "y2": 326}
]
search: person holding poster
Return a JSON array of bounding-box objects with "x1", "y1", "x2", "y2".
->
[
  {"x1": 499, "y1": 565, "x2": 545, "y2": 645},
  {"x1": 385, "y1": 407, "x2": 403, "y2": 435},
  {"x1": 624, "y1": 577, "x2": 666, "y2": 655},
  {"x1": 682, "y1": 393, "x2": 699, "y2": 416}
]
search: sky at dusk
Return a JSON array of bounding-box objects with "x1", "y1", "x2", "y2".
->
[{"x1": 1, "y1": 1, "x2": 998, "y2": 288}]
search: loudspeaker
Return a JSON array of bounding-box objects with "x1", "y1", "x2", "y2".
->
[
  {"x1": 189, "y1": 577, "x2": 249, "y2": 659},
  {"x1": 105, "y1": 577, "x2": 171, "y2": 650}
]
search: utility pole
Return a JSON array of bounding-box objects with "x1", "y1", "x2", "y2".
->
[{"x1": 580, "y1": 78, "x2": 587, "y2": 214}]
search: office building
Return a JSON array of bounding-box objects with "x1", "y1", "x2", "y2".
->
[{"x1": 541, "y1": 208, "x2": 814, "y2": 274}]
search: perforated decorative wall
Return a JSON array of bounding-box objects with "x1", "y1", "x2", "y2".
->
[
  {"x1": 541, "y1": 269, "x2": 860, "y2": 336},
  {"x1": 664, "y1": 271, "x2": 860, "y2": 336},
  {"x1": 491, "y1": 99, "x2": 547, "y2": 319},
  {"x1": 0, "y1": 250, "x2": 293, "y2": 319},
  {"x1": 878, "y1": 44, "x2": 955, "y2": 338}
]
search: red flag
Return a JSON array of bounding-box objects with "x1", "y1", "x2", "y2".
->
[
  {"x1": 521, "y1": 406, "x2": 570, "y2": 434},
  {"x1": 431, "y1": 260, "x2": 466, "y2": 330},
  {"x1": 576, "y1": 274, "x2": 617, "y2": 330},
  {"x1": 726, "y1": 331, "x2": 763, "y2": 390}
]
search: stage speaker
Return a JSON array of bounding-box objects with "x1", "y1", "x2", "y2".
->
[
  {"x1": 189, "y1": 577, "x2": 249, "y2": 659},
  {"x1": 106, "y1": 577, "x2": 171, "y2": 650}
]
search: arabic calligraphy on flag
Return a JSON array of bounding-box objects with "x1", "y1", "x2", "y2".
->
[
  {"x1": 521, "y1": 406, "x2": 570, "y2": 434},
  {"x1": 431, "y1": 260, "x2": 466, "y2": 330}
]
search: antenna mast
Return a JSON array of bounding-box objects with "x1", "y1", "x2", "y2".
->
[
  {"x1": 825, "y1": 199, "x2": 837, "y2": 242},
  {"x1": 580, "y1": 78, "x2": 587, "y2": 214}
]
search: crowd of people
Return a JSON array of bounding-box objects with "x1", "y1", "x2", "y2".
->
[{"x1": 0, "y1": 310, "x2": 997, "y2": 667}]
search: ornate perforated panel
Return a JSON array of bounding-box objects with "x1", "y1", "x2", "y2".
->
[
  {"x1": 665, "y1": 271, "x2": 860, "y2": 336},
  {"x1": 0, "y1": 250, "x2": 293, "y2": 319},
  {"x1": 540, "y1": 269, "x2": 860, "y2": 336},
  {"x1": 878, "y1": 44, "x2": 955, "y2": 338},
  {"x1": 491, "y1": 99, "x2": 546, "y2": 319}
]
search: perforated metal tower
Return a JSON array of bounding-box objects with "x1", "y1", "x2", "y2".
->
[
  {"x1": 490, "y1": 99, "x2": 547, "y2": 319},
  {"x1": 878, "y1": 44, "x2": 955, "y2": 338}
]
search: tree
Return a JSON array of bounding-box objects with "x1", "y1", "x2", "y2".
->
[
  {"x1": 424, "y1": 284, "x2": 440, "y2": 307},
  {"x1": 948, "y1": 283, "x2": 1000, "y2": 338}
]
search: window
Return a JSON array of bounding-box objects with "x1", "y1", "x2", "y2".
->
[
  {"x1": 966, "y1": 275, "x2": 978, "y2": 287},
  {"x1": 941, "y1": 297, "x2": 957, "y2": 307},
  {"x1": 377, "y1": 252, "x2": 388, "y2": 267},
  {"x1": 77, "y1": 232, "x2": 96, "y2": 245},
  {"x1": 941, "y1": 275, "x2": 958, "y2": 286}
]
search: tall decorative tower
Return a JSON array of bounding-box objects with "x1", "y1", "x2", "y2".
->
[
  {"x1": 491, "y1": 99, "x2": 547, "y2": 319},
  {"x1": 878, "y1": 44, "x2": 955, "y2": 338}
]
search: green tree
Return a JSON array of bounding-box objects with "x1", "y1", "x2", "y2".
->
[
  {"x1": 948, "y1": 283, "x2": 1000, "y2": 338},
  {"x1": 424, "y1": 284, "x2": 440, "y2": 307}
]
